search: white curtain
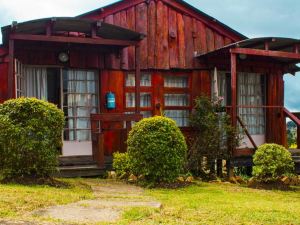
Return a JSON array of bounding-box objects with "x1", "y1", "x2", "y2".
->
[
  {"x1": 24, "y1": 67, "x2": 47, "y2": 100},
  {"x1": 164, "y1": 94, "x2": 189, "y2": 106},
  {"x1": 164, "y1": 75, "x2": 188, "y2": 88},
  {"x1": 238, "y1": 73, "x2": 265, "y2": 135},
  {"x1": 125, "y1": 92, "x2": 151, "y2": 108},
  {"x1": 64, "y1": 70, "x2": 97, "y2": 142},
  {"x1": 164, "y1": 110, "x2": 189, "y2": 127}
]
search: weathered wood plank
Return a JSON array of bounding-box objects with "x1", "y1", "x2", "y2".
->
[
  {"x1": 127, "y1": 7, "x2": 136, "y2": 70},
  {"x1": 206, "y1": 27, "x2": 215, "y2": 52},
  {"x1": 148, "y1": 0, "x2": 156, "y2": 69},
  {"x1": 156, "y1": 1, "x2": 169, "y2": 69},
  {"x1": 119, "y1": 10, "x2": 129, "y2": 70},
  {"x1": 177, "y1": 12, "x2": 186, "y2": 68},
  {"x1": 214, "y1": 33, "x2": 224, "y2": 49},
  {"x1": 183, "y1": 15, "x2": 194, "y2": 69},
  {"x1": 169, "y1": 7, "x2": 179, "y2": 68},
  {"x1": 136, "y1": 3, "x2": 148, "y2": 69}
]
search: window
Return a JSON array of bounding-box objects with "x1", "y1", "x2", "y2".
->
[
  {"x1": 124, "y1": 72, "x2": 153, "y2": 118},
  {"x1": 163, "y1": 74, "x2": 190, "y2": 127}
]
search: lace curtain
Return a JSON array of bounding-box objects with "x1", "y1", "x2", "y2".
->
[
  {"x1": 238, "y1": 73, "x2": 265, "y2": 135},
  {"x1": 24, "y1": 67, "x2": 47, "y2": 100},
  {"x1": 64, "y1": 70, "x2": 98, "y2": 141}
]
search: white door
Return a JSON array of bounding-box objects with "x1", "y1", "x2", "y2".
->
[{"x1": 62, "y1": 69, "x2": 99, "y2": 156}]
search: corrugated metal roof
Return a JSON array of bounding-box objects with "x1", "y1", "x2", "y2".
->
[
  {"x1": 197, "y1": 37, "x2": 300, "y2": 58},
  {"x1": 197, "y1": 37, "x2": 300, "y2": 73},
  {"x1": 1, "y1": 17, "x2": 144, "y2": 46}
]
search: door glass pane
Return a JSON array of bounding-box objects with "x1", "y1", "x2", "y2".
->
[{"x1": 63, "y1": 69, "x2": 98, "y2": 141}]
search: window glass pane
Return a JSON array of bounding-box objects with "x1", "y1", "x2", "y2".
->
[
  {"x1": 141, "y1": 111, "x2": 152, "y2": 118},
  {"x1": 164, "y1": 94, "x2": 189, "y2": 106},
  {"x1": 164, "y1": 110, "x2": 189, "y2": 127},
  {"x1": 76, "y1": 130, "x2": 90, "y2": 141},
  {"x1": 126, "y1": 93, "x2": 135, "y2": 108},
  {"x1": 126, "y1": 73, "x2": 135, "y2": 87},
  {"x1": 77, "y1": 119, "x2": 90, "y2": 129},
  {"x1": 140, "y1": 93, "x2": 151, "y2": 107},
  {"x1": 126, "y1": 73, "x2": 152, "y2": 87},
  {"x1": 164, "y1": 75, "x2": 188, "y2": 88},
  {"x1": 141, "y1": 74, "x2": 151, "y2": 86},
  {"x1": 126, "y1": 93, "x2": 151, "y2": 108},
  {"x1": 87, "y1": 81, "x2": 96, "y2": 93}
]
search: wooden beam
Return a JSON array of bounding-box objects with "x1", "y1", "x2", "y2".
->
[
  {"x1": 9, "y1": 33, "x2": 138, "y2": 47},
  {"x1": 8, "y1": 39, "x2": 14, "y2": 99},
  {"x1": 231, "y1": 53, "x2": 237, "y2": 127},
  {"x1": 230, "y1": 48, "x2": 300, "y2": 60},
  {"x1": 135, "y1": 44, "x2": 141, "y2": 113},
  {"x1": 237, "y1": 116, "x2": 257, "y2": 149}
]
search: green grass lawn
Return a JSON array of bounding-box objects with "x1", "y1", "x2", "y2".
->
[
  {"x1": 0, "y1": 179, "x2": 93, "y2": 220},
  {"x1": 0, "y1": 179, "x2": 300, "y2": 225},
  {"x1": 122, "y1": 182, "x2": 300, "y2": 225}
]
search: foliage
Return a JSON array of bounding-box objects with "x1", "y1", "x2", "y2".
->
[
  {"x1": 188, "y1": 95, "x2": 239, "y2": 176},
  {"x1": 127, "y1": 116, "x2": 187, "y2": 184},
  {"x1": 252, "y1": 143, "x2": 295, "y2": 181},
  {"x1": 0, "y1": 97, "x2": 65, "y2": 179},
  {"x1": 287, "y1": 121, "x2": 297, "y2": 148},
  {"x1": 112, "y1": 152, "x2": 132, "y2": 177}
]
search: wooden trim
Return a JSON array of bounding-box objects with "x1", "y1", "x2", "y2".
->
[
  {"x1": 230, "y1": 48, "x2": 300, "y2": 60},
  {"x1": 135, "y1": 44, "x2": 141, "y2": 113},
  {"x1": 91, "y1": 113, "x2": 143, "y2": 122},
  {"x1": 9, "y1": 33, "x2": 139, "y2": 47},
  {"x1": 237, "y1": 116, "x2": 257, "y2": 149}
]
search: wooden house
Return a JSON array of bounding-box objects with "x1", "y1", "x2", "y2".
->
[{"x1": 0, "y1": 0, "x2": 300, "y2": 175}]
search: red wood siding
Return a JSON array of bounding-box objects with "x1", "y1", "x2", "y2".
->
[
  {"x1": 0, "y1": 62, "x2": 8, "y2": 103},
  {"x1": 266, "y1": 69, "x2": 286, "y2": 146},
  {"x1": 81, "y1": 0, "x2": 238, "y2": 70}
]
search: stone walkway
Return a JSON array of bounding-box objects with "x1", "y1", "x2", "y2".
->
[{"x1": 31, "y1": 180, "x2": 161, "y2": 224}]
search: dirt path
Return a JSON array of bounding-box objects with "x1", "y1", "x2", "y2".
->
[{"x1": 32, "y1": 179, "x2": 161, "y2": 224}]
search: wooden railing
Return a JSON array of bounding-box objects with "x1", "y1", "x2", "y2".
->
[
  {"x1": 283, "y1": 108, "x2": 300, "y2": 149},
  {"x1": 90, "y1": 113, "x2": 143, "y2": 168}
]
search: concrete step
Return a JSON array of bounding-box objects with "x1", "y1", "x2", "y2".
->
[
  {"x1": 289, "y1": 149, "x2": 300, "y2": 156},
  {"x1": 59, "y1": 155, "x2": 95, "y2": 166},
  {"x1": 57, "y1": 164, "x2": 105, "y2": 178}
]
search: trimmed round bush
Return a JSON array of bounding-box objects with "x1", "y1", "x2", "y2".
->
[
  {"x1": 0, "y1": 97, "x2": 65, "y2": 179},
  {"x1": 112, "y1": 152, "x2": 132, "y2": 177},
  {"x1": 253, "y1": 143, "x2": 295, "y2": 181},
  {"x1": 127, "y1": 116, "x2": 187, "y2": 183}
]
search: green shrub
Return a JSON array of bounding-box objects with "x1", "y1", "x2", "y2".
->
[
  {"x1": 112, "y1": 152, "x2": 132, "y2": 177},
  {"x1": 0, "y1": 97, "x2": 65, "y2": 179},
  {"x1": 127, "y1": 116, "x2": 187, "y2": 183},
  {"x1": 252, "y1": 143, "x2": 295, "y2": 181}
]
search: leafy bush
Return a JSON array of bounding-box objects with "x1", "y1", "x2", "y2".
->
[
  {"x1": 112, "y1": 152, "x2": 132, "y2": 177},
  {"x1": 188, "y1": 95, "x2": 239, "y2": 176},
  {"x1": 0, "y1": 97, "x2": 65, "y2": 179},
  {"x1": 252, "y1": 144, "x2": 295, "y2": 181},
  {"x1": 127, "y1": 116, "x2": 187, "y2": 184}
]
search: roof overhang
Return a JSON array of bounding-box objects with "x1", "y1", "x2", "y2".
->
[
  {"x1": 1, "y1": 17, "x2": 145, "y2": 47},
  {"x1": 197, "y1": 37, "x2": 300, "y2": 74}
]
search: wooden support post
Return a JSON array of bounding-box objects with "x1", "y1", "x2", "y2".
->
[
  {"x1": 135, "y1": 43, "x2": 141, "y2": 113},
  {"x1": 229, "y1": 52, "x2": 237, "y2": 178},
  {"x1": 231, "y1": 52, "x2": 237, "y2": 128},
  {"x1": 8, "y1": 39, "x2": 14, "y2": 99}
]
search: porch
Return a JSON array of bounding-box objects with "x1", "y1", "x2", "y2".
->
[
  {"x1": 197, "y1": 37, "x2": 300, "y2": 172},
  {"x1": 1, "y1": 17, "x2": 145, "y2": 176}
]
